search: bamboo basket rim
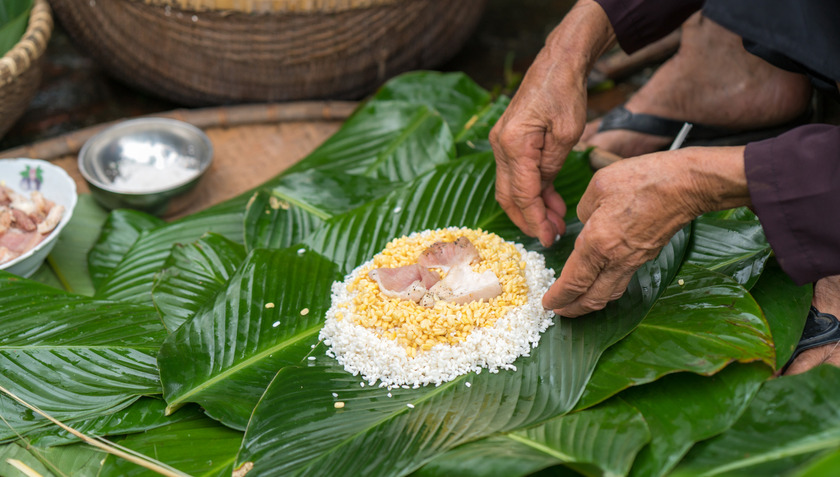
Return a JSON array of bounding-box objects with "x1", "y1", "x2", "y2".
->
[
  {"x1": 0, "y1": 0, "x2": 52, "y2": 86},
  {"x1": 138, "y1": 0, "x2": 399, "y2": 14}
]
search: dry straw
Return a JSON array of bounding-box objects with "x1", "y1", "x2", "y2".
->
[
  {"x1": 0, "y1": 0, "x2": 52, "y2": 139},
  {"x1": 0, "y1": 384, "x2": 190, "y2": 477}
]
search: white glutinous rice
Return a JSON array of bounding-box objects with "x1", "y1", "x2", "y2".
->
[{"x1": 318, "y1": 227, "x2": 555, "y2": 388}]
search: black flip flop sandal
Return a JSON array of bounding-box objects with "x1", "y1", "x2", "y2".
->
[
  {"x1": 783, "y1": 306, "x2": 840, "y2": 372},
  {"x1": 597, "y1": 105, "x2": 814, "y2": 147}
]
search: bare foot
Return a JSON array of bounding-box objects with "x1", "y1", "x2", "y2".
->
[
  {"x1": 784, "y1": 275, "x2": 840, "y2": 376},
  {"x1": 583, "y1": 13, "x2": 812, "y2": 158}
]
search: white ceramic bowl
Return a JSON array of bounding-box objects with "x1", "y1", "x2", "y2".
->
[{"x1": 0, "y1": 158, "x2": 78, "y2": 278}]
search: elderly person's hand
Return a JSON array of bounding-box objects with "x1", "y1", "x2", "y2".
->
[
  {"x1": 490, "y1": 0, "x2": 616, "y2": 247},
  {"x1": 545, "y1": 146, "x2": 752, "y2": 317}
]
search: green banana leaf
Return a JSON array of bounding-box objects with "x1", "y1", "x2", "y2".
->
[
  {"x1": 750, "y1": 259, "x2": 813, "y2": 369},
  {"x1": 0, "y1": 272, "x2": 165, "y2": 439},
  {"x1": 672, "y1": 365, "x2": 840, "y2": 476},
  {"x1": 414, "y1": 435, "x2": 562, "y2": 477},
  {"x1": 92, "y1": 202, "x2": 246, "y2": 302},
  {"x1": 98, "y1": 415, "x2": 243, "y2": 477},
  {"x1": 371, "y1": 71, "x2": 493, "y2": 132},
  {"x1": 158, "y1": 247, "x2": 341, "y2": 429},
  {"x1": 575, "y1": 264, "x2": 775, "y2": 409},
  {"x1": 684, "y1": 209, "x2": 771, "y2": 289},
  {"x1": 88, "y1": 209, "x2": 164, "y2": 292},
  {"x1": 416, "y1": 361, "x2": 770, "y2": 477},
  {"x1": 152, "y1": 233, "x2": 247, "y2": 332},
  {"x1": 25, "y1": 398, "x2": 204, "y2": 448},
  {"x1": 40, "y1": 195, "x2": 109, "y2": 295},
  {"x1": 624, "y1": 363, "x2": 771, "y2": 477},
  {"x1": 417, "y1": 398, "x2": 651, "y2": 477},
  {"x1": 0, "y1": 441, "x2": 102, "y2": 477},
  {"x1": 0, "y1": 0, "x2": 31, "y2": 57},
  {"x1": 242, "y1": 188, "x2": 327, "y2": 252}
]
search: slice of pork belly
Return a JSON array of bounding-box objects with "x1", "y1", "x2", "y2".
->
[
  {"x1": 418, "y1": 236, "x2": 480, "y2": 272},
  {"x1": 424, "y1": 264, "x2": 503, "y2": 305},
  {"x1": 368, "y1": 264, "x2": 441, "y2": 303}
]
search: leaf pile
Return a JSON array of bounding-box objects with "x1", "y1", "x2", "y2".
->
[{"x1": 1, "y1": 72, "x2": 833, "y2": 477}]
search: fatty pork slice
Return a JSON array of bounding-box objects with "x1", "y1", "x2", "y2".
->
[
  {"x1": 422, "y1": 264, "x2": 503, "y2": 306},
  {"x1": 368, "y1": 264, "x2": 441, "y2": 303},
  {"x1": 418, "y1": 236, "x2": 481, "y2": 272}
]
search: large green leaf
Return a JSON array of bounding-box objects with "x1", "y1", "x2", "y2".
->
[
  {"x1": 673, "y1": 365, "x2": 840, "y2": 476},
  {"x1": 417, "y1": 398, "x2": 650, "y2": 477},
  {"x1": 371, "y1": 71, "x2": 493, "y2": 132},
  {"x1": 509, "y1": 398, "x2": 650, "y2": 477},
  {"x1": 685, "y1": 209, "x2": 771, "y2": 289},
  {"x1": 0, "y1": 272, "x2": 164, "y2": 440},
  {"x1": 576, "y1": 264, "x2": 775, "y2": 409},
  {"x1": 242, "y1": 188, "x2": 326, "y2": 252},
  {"x1": 413, "y1": 435, "x2": 559, "y2": 477},
  {"x1": 158, "y1": 247, "x2": 341, "y2": 429},
  {"x1": 0, "y1": 0, "x2": 31, "y2": 57},
  {"x1": 625, "y1": 363, "x2": 771, "y2": 477},
  {"x1": 0, "y1": 441, "x2": 102, "y2": 477},
  {"x1": 750, "y1": 259, "x2": 812, "y2": 369},
  {"x1": 93, "y1": 202, "x2": 246, "y2": 302},
  {"x1": 234, "y1": 214, "x2": 687, "y2": 476},
  {"x1": 36, "y1": 194, "x2": 109, "y2": 295},
  {"x1": 794, "y1": 448, "x2": 840, "y2": 477},
  {"x1": 455, "y1": 97, "x2": 511, "y2": 156},
  {"x1": 0, "y1": 273, "x2": 165, "y2": 433},
  {"x1": 25, "y1": 398, "x2": 204, "y2": 448},
  {"x1": 99, "y1": 415, "x2": 243, "y2": 477},
  {"x1": 152, "y1": 233, "x2": 247, "y2": 332},
  {"x1": 284, "y1": 101, "x2": 455, "y2": 182},
  {"x1": 87, "y1": 209, "x2": 164, "y2": 291}
]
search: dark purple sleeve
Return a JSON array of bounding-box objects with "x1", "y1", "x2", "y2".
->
[
  {"x1": 745, "y1": 124, "x2": 840, "y2": 285},
  {"x1": 594, "y1": 0, "x2": 703, "y2": 53}
]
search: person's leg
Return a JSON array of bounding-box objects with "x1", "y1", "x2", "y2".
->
[
  {"x1": 785, "y1": 275, "x2": 840, "y2": 375},
  {"x1": 582, "y1": 13, "x2": 812, "y2": 157}
]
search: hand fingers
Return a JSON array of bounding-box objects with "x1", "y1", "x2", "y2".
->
[
  {"x1": 495, "y1": 135, "x2": 561, "y2": 247},
  {"x1": 542, "y1": 187, "x2": 567, "y2": 237},
  {"x1": 542, "y1": 234, "x2": 604, "y2": 311},
  {"x1": 495, "y1": 157, "x2": 535, "y2": 239},
  {"x1": 554, "y1": 265, "x2": 636, "y2": 318}
]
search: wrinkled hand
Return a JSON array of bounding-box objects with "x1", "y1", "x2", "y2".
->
[
  {"x1": 544, "y1": 150, "x2": 714, "y2": 317},
  {"x1": 490, "y1": 60, "x2": 588, "y2": 247}
]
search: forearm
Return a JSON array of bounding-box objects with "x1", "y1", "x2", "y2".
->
[
  {"x1": 540, "y1": 0, "x2": 617, "y2": 81},
  {"x1": 677, "y1": 146, "x2": 752, "y2": 216}
]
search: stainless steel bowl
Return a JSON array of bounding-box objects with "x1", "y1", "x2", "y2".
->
[{"x1": 78, "y1": 118, "x2": 213, "y2": 215}]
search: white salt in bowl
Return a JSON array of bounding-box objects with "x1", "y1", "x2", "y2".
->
[
  {"x1": 78, "y1": 118, "x2": 213, "y2": 216},
  {"x1": 0, "y1": 158, "x2": 78, "y2": 278}
]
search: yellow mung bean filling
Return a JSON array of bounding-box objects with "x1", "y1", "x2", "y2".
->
[{"x1": 338, "y1": 228, "x2": 529, "y2": 358}]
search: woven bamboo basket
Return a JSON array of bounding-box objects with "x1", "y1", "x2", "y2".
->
[
  {"x1": 49, "y1": 0, "x2": 487, "y2": 106},
  {"x1": 0, "y1": 0, "x2": 53, "y2": 139}
]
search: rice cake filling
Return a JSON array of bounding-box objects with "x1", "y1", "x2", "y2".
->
[{"x1": 339, "y1": 228, "x2": 529, "y2": 357}]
